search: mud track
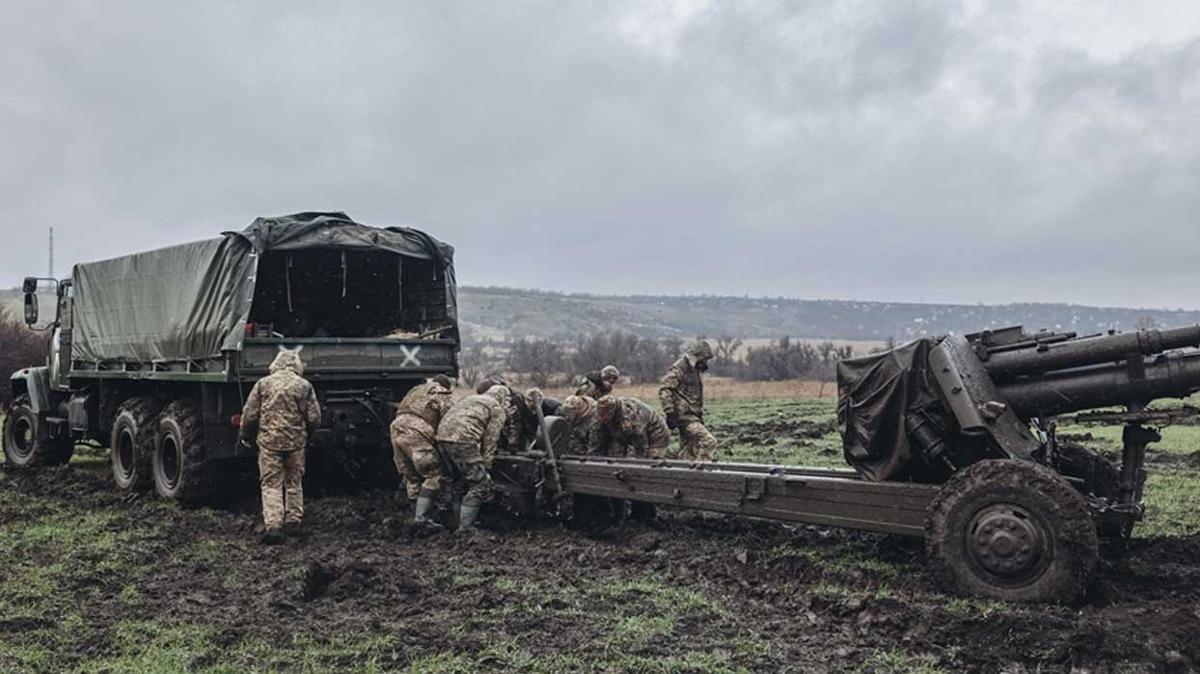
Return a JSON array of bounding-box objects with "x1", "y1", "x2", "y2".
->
[{"x1": 1, "y1": 462, "x2": 1198, "y2": 673}]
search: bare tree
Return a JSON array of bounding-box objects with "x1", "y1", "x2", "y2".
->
[
  {"x1": 0, "y1": 307, "x2": 49, "y2": 410},
  {"x1": 507, "y1": 337, "x2": 565, "y2": 387},
  {"x1": 1135, "y1": 315, "x2": 1160, "y2": 331}
]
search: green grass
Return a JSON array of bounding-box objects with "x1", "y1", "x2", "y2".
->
[{"x1": 857, "y1": 649, "x2": 948, "y2": 674}]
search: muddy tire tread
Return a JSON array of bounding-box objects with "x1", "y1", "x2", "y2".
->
[
  {"x1": 3, "y1": 394, "x2": 73, "y2": 468},
  {"x1": 154, "y1": 399, "x2": 214, "y2": 507},
  {"x1": 925, "y1": 459, "x2": 1098, "y2": 603},
  {"x1": 110, "y1": 396, "x2": 161, "y2": 492}
]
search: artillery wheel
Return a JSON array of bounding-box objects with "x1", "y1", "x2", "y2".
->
[
  {"x1": 153, "y1": 400, "x2": 213, "y2": 506},
  {"x1": 110, "y1": 397, "x2": 161, "y2": 492},
  {"x1": 3, "y1": 395, "x2": 73, "y2": 468},
  {"x1": 1055, "y1": 443, "x2": 1120, "y2": 500},
  {"x1": 926, "y1": 459, "x2": 1098, "y2": 603}
]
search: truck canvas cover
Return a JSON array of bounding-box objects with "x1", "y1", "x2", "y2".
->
[
  {"x1": 836, "y1": 338, "x2": 941, "y2": 481},
  {"x1": 71, "y1": 212, "x2": 456, "y2": 363}
]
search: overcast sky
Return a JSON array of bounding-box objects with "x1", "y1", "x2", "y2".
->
[{"x1": 3, "y1": 1, "x2": 1198, "y2": 308}]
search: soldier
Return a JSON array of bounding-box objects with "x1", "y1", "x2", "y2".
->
[
  {"x1": 590, "y1": 395, "x2": 669, "y2": 521},
  {"x1": 659, "y1": 339, "x2": 719, "y2": 461},
  {"x1": 589, "y1": 395, "x2": 671, "y2": 460},
  {"x1": 558, "y1": 395, "x2": 597, "y2": 456},
  {"x1": 389, "y1": 375, "x2": 454, "y2": 525},
  {"x1": 239, "y1": 350, "x2": 321, "y2": 544},
  {"x1": 435, "y1": 384, "x2": 510, "y2": 532},
  {"x1": 476, "y1": 376, "x2": 560, "y2": 453},
  {"x1": 575, "y1": 365, "x2": 620, "y2": 399}
]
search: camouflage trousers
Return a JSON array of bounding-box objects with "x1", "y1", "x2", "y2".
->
[
  {"x1": 677, "y1": 418, "x2": 718, "y2": 461},
  {"x1": 391, "y1": 426, "x2": 445, "y2": 500},
  {"x1": 644, "y1": 417, "x2": 672, "y2": 459},
  {"x1": 438, "y1": 441, "x2": 493, "y2": 505},
  {"x1": 259, "y1": 448, "x2": 305, "y2": 530}
]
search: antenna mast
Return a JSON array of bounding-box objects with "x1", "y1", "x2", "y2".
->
[{"x1": 48, "y1": 227, "x2": 54, "y2": 278}]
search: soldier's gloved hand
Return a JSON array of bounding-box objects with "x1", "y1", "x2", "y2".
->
[{"x1": 666, "y1": 414, "x2": 680, "y2": 430}]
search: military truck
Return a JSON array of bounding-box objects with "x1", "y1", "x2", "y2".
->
[{"x1": 4, "y1": 212, "x2": 458, "y2": 503}]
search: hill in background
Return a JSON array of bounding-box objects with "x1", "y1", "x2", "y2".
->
[{"x1": 458, "y1": 286, "x2": 1200, "y2": 343}]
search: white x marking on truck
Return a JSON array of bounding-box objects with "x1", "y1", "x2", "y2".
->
[{"x1": 400, "y1": 345, "x2": 422, "y2": 367}]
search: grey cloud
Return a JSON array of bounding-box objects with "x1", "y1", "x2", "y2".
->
[{"x1": 1, "y1": 1, "x2": 1197, "y2": 310}]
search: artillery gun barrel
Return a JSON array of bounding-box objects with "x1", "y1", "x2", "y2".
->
[
  {"x1": 997, "y1": 349, "x2": 1200, "y2": 418},
  {"x1": 983, "y1": 325, "x2": 1200, "y2": 382}
]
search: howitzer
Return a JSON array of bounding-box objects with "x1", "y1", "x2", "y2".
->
[{"x1": 493, "y1": 324, "x2": 1200, "y2": 604}]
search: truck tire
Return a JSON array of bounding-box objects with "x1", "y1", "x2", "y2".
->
[
  {"x1": 3, "y1": 395, "x2": 73, "y2": 468},
  {"x1": 110, "y1": 397, "x2": 161, "y2": 492},
  {"x1": 153, "y1": 400, "x2": 213, "y2": 506},
  {"x1": 925, "y1": 459, "x2": 1098, "y2": 603}
]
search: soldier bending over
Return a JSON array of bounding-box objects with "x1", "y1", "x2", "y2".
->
[
  {"x1": 434, "y1": 385, "x2": 510, "y2": 532},
  {"x1": 389, "y1": 375, "x2": 454, "y2": 525}
]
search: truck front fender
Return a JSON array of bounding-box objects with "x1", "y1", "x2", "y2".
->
[{"x1": 10, "y1": 366, "x2": 52, "y2": 413}]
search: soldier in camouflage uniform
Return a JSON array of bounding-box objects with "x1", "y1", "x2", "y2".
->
[
  {"x1": 239, "y1": 350, "x2": 322, "y2": 544},
  {"x1": 590, "y1": 395, "x2": 669, "y2": 521},
  {"x1": 389, "y1": 375, "x2": 454, "y2": 525},
  {"x1": 476, "y1": 377, "x2": 561, "y2": 454},
  {"x1": 659, "y1": 340, "x2": 719, "y2": 461},
  {"x1": 575, "y1": 365, "x2": 620, "y2": 398},
  {"x1": 435, "y1": 385, "x2": 510, "y2": 532},
  {"x1": 589, "y1": 396, "x2": 671, "y2": 459},
  {"x1": 558, "y1": 395, "x2": 597, "y2": 456}
]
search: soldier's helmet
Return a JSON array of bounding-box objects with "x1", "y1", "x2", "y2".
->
[
  {"x1": 475, "y1": 375, "x2": 509, "y2": 395},
  {"x1": 431, "y1": 374, "x2": 454, "y2": 390},
  {"x1": 270, "y1": 349, "x2": 305, "y2": 376},
  {"x1": 600, "y1": 365, "x2": 620, "y2": 382},
  {"x1": 560, "y1": 395, "x2": 592, "y2": 423},
  {"x1": 596, "y1": 395, "x2": 621, "y2": 423},
  {"x1": 687, "y1": 340, "x2": 714, "y2": 362},
  {"x1": 523, "y1": 387, "x2": 543, "y2": 411},
  {"x1": 486, "y1": 385, "x2": 512, "y2": 405}
]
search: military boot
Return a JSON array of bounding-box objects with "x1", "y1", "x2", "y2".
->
[
  {"x1": 413, "y1": 489, "x2": 438, "y2": 525},
  {"x1": 457, "y1": 497, "x2": 481, "y2": 533},
  {"x1": 261, "y1": 527, "x2": 285, "y2": 545},
  {"x1": 450, "y1": 494, "x2": 463, "y2": 529}
]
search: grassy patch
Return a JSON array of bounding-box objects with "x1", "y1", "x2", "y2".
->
[{"x1": 858, "y1": 649, "x2": 948, "y2": 674}]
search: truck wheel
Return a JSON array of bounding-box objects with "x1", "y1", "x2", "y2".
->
[
  {"x1": 153, "y1": 400, "x2": 212, "y2": 506},
  {"x1": 110, "y1": 397, "x2": 161, "y2": 492},
  {"x1": 926, "y1": 459, "x2": 1098, "y2": 603},
  {"x1": 3, "y1": 395, "x2": 73, "y2": 468}
]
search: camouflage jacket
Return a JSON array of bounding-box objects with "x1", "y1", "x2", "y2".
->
[
  {"x1": 658, "y1": 356, "x2": 704, "y2": 421},
  {"x1": 589, "y1": 397, "x2": 670, "y2": 459},
  {"x1": 564, "y1": 400, "x2": 597, "y2": 456},
  {"x1": 436, "y1": 394, "x2": 508, "y2": 467},
  {"x1": 240, "y1": 357, "x2": 321, "y2": 453},
  {"x1": 395, "y1": 380, "x2": 453, "y2": 428}
]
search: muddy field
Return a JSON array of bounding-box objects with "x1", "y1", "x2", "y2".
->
[{"x1": 1, "y1": 399, "x2": 1199, "y2": 673}]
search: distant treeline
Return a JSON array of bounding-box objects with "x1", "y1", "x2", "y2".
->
[{"x1": 459, "y1": 330, "x2": 859, "y2": 388}]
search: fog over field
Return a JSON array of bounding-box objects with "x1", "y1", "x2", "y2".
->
[{"x1": 2, "y1": 2, "x2": 1199, "y2": 308}]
